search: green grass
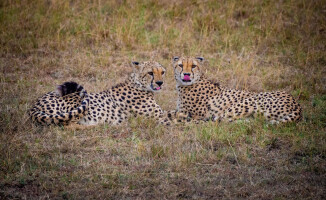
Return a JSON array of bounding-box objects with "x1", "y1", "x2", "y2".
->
[{"x1": 1, "y1": 0, "x2": 325, "y2": 199}]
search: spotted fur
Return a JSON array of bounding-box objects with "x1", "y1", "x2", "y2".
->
[
  {"x1": 172, "y1": 56, "x2": 302, "y2": 124},
  {"x1": 29, "y1": 61, "x2": 172, "y2": 126},
  {"x1": 79, "y1": 61, "x2": 172, "y2": 125},
  {"x1": 29, "y1": 82, "x2": 89, "y2": 125}
]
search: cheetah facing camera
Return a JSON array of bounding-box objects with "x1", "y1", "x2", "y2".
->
[
  {"x1": 29, "y1": 82, "x2": 89, "y2": 125},
  {"x1": 78, "y1": 61, "x2": 172, "y2": 126},
  {"x1": 173, "y1": 56, "x2": 302, "y2": 124},
  {"x1": 29, "y1": 61, "x2": 173, "y2": 126}
]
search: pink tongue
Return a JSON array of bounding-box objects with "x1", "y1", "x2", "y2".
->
[
  {"x1": 183, "y1": 75, "x2": 190, "y2": 81},
  {"x1": 156, "y1": 87, "x2": 161, "y2": 90}
]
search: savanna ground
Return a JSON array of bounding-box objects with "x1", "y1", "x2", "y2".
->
[{"x1": 1, "y1": 0, "x2": 326, "y2": 199}]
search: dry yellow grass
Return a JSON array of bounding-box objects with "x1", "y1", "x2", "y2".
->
[{"x1": 1, "y1": 0, "x2": 325, "y2": 199}]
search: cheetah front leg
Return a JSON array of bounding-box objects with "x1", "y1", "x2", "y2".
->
[
  {"x1": 145, "y1": 104, "x2": 173, "y2": 126},
  {"x1": 168, "y1": 109, "x2": 204, "y2": 124},
  {"x1": 153, "y1": 108, "x2": 199, "y2": 125}
]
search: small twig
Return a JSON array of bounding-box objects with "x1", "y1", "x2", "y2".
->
[
  {"x1": 195, "y1": 163, "x2": 214, "y2": 166},
  {"x1": 227, "y1": 139, "x2": 241, "y2": 168}
]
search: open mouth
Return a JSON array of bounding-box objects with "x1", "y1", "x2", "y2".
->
[
  {"x1": 182, "y1": 75, "x2": 191, "y2": 82},
  {"x1": 151, "y1": 85, "x2": 161, "y2": 91}
]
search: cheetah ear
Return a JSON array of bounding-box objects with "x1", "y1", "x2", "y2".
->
[
  {"x1": 131, "y1": 61, "x2": 141, "y2": 71},
  {"x1": 173, "y1": 56, "x2": 179, "y2": 62},
  {"x1": 196, "y1": 57, "x2": 204, "y2": 62}
]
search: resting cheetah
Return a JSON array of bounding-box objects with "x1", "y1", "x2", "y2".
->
[
  {"x1": 29, "y1": 61, "x2": 172, "y2": 126},
  {"x1": 172, "y1": 56, "x2": 302, "y2": 124},
  {"x1": 29, "y1": 82, "x2": 89, "y2": 125}
]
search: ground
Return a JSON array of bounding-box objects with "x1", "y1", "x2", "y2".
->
[{"x1": 0, "y1": 0, "x2": 325, "y2": 199}]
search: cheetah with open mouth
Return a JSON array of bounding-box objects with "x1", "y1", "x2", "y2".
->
[{"x1": 172, "y1": 56, "x2": 302, "y2": 124}]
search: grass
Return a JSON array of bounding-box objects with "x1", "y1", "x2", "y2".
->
[{"x1": 1, "y1": 0, "x2": 325, "y2": 199}]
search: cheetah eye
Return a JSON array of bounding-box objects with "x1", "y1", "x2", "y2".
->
[
  {"x1": 162, "y1": 71, "x2": 165, "y2": 75},
  {"x1": 178, "y1": 64, "x2": 183, "y2": 68},
  {"x1": 148, "y1": 72, "x2": 153, "y2": 76},
  {"x1": 192, "y1": 65, "x2": 197, "y2": 68}
]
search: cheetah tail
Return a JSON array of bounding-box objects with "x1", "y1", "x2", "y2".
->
[
  {"x1": 56, "y1": 81, "x2": 87, "y2": 97},
  {"x1": 29, "y1": 94, "x2": 90, "y2": 126}
]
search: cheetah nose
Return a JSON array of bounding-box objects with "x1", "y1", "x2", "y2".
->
[
  {"x1": 184, "y1": 73, "x2": 191, "y2": 76},
  {"x1": 156, "y1": 81, "x2": 163, "y2": 86}
]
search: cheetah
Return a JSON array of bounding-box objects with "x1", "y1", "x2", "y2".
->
[
  {"x1": 172, "y1": 56, "x2": 302, "y2": 124},
  {"x1": 29, "y1": 61, "x2": 172, "y2": 126},
  {"x1": 29, "y1": 81, "x2": 89, "y2": 125}
]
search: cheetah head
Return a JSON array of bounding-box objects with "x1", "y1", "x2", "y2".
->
[
  {"x1": 131, "y1": 61, "x2": 166, "y2": 92},
  {"x1": 172, "y1": 56, "x2": 204, "y2": 86}
]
